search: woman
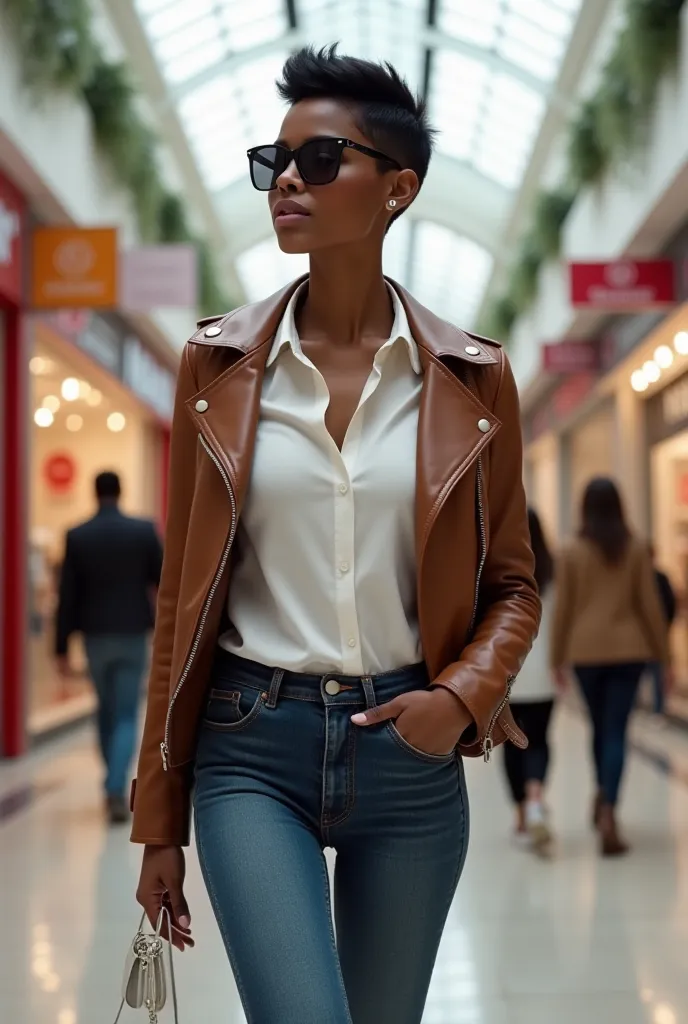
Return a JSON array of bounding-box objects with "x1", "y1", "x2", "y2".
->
[
  {"x1": 131, "y1": 47, "x2": 539, "y2": 1024},
  {"x1": 503, "y1": 509, "x2": 556, "y2": 856},
  {"x1": 552, "y1": 478, "x2": 668, "y2": 857}
]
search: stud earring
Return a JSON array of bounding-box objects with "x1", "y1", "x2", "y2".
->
[{"x1": 386, "y1": 199, "x2": 397, "y2": 210}]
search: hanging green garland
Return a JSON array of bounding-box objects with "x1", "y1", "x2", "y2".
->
[
  {"x1": 0, "y1": 0, "x2": 234, "y2": 315},
  {"x1": 483, "y1": 0, "x2": 686, "y2": 342}
]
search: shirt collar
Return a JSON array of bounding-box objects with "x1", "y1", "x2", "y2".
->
[{"x1": 266, "y1": 281, "x2": 422, "y2": 375}]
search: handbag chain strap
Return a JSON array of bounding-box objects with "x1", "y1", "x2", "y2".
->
[{"x1": 114, "y1": 909, "x2": 179, "y2": 1024}]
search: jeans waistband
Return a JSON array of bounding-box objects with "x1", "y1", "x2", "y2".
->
[{"x1": 212, "y1": 649, "x2": 429, "y2": 707}]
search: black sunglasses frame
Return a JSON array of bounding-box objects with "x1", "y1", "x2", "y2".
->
[{"x1": 246, "y1": 136, "x2": 402, "y2": 191}]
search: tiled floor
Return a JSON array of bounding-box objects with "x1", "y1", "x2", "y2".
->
[{"x1": 1, "y1": 708, "x2": 687, "y2": 1024}]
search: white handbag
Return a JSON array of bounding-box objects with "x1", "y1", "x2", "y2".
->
[{"x1": 114, "y1": 907, "x2": 179, "y2": 1023}]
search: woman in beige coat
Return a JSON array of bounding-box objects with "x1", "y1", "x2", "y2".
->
[{"x1": 552, "y1": 478, "x2": 669, "y2": 856}]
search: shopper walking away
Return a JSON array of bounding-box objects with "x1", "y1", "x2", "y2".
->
[
  {"x1": 56, "y1": 471, "x2": 162, "y2": 824},
  {"x1": 131, "y1": 46, "x2": 540, "y2": 1024},
  {"x1": 503, "y1": 508, "x2": 556, "y2": 857},
  {"x1": 551, "y1": 478, "x2": 669, "y2": 856},
  {"x1": 647, "y1": 545, "x2": 677, "y2": 720}
]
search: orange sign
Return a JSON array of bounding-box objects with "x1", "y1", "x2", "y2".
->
[{"x1": 32, "y1": 227, "x2": 118, "y2": 309}]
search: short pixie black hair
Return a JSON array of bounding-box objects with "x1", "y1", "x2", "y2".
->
[{"x1": 276, "y1": 46, "x2": 435, "y2": 212}]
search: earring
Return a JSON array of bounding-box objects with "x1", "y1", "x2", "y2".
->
[{"x1": 386, "y1": 199, "x2": 397, "y2": 210}]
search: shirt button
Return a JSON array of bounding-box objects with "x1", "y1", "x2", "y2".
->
[
  {"x1": 339, "y1": 561, "x2": 350, "y2": 573},
  {"x1": 348, "y1": 638, "x2": 357, "y2": 648},
  {"x1": 338, "y1": 483, "x2": 348, "y2": 495}
]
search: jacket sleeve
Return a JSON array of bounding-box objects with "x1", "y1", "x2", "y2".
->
[
  {"x1": 550, "y1": 549, "x2": 573, "y2": 669},
  {"x1": 131, "y1": 345, "x2": 198, "y2": 846},
  {"x1": 636, "y1": 545, "x2": 671, "y2": 664},
  {"x1": 431, "y1": 350, "x2": 541, "y2": 752},
  {"x1": 55, "y1": 531, "x2": 77, "y2": 657}
]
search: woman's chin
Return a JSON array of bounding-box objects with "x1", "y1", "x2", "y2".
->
[{"x1": 275, "y1": 235, "x2": 311, "y2": 255}]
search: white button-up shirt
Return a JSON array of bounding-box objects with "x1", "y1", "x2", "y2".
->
[{"x1": 220, "y1": 283, "x2": 423, "y2": 674}]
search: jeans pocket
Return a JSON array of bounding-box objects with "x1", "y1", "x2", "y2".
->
[
  {"x1": 386, "y1": 722, "x2": 457, "y2": 764},
  {"x1": 203, "y1": 685, "x2": 266, "y2": 733}
]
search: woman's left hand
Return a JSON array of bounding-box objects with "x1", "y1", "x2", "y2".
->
[{"x1": 351, "y1": 687, "x2": 473, "y2": 756}]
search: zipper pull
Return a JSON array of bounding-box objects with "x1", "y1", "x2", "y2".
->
[
  {"x1": 482, "y1": 736, "x2": 493, "y2": 763},
  {"x1": 160, "y1": 742, "x2": 169, "y2": 772}
]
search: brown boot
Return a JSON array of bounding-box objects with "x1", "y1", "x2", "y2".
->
[{"x1": 598, "y1": 803, "x2": 629, "y2": 857}]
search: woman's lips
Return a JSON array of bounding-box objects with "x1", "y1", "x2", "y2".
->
[
  {"x1": 274, "y1": 212, "x2": 310, "y2": 226},
  {"x1": 272, "y1": 200, "x2": 310, "y2": 225}
]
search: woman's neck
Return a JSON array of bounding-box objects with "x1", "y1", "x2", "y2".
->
[{"x1": 298, "y1": 245, "x2": 394, "y2": 346}]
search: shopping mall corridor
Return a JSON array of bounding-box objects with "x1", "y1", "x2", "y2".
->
[{"x1": 1, "y1": 709, "x2": 687, "y2": 1024}]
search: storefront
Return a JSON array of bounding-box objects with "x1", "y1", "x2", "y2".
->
[
  {"x1": 0, "y1": 167, "x2": 27, "y2": 757},
  {"x1": 25, "y1": 310, "x2": 175, "y2": 736}
]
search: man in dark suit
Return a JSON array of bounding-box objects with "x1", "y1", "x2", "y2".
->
[{"x1": 55, "y1": 471, "x2": 163, "y2": 823}]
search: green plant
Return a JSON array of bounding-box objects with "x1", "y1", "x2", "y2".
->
[
  {"x1": 2, "y1": 0, "x2": 94, "y2": 91},
  {"x1": 624, "y1": 0, "x2": 685, "y2": 105},
  {"x1": 197, "y1": 240, "x2": 233, "y2": 314},
  {"x1": 532, "y1": 188, "x2": 576, "y2": 258},
  {"x1": 158, "y1": 193, "x2": 193, "y2": 243},
  {"x1": 484, "y1": 296, "x2": 518, "y2": 343},
  {"x1": 595, "y1": 44, "x2": 643, "y2": 159},
  {"x1": 567, "y1": 98, "x2": 608, "y2": 188},
  {"x1": 508, "y1": 236, "x2": 544, "y2": 310}
]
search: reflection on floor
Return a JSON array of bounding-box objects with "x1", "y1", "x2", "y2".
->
[{"x1": 1, "y1": 708, "x2": 687, "y2": 1024}]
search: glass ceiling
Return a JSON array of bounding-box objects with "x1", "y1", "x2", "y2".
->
[{"x1": 134, "y1": 0, "x2": 583, "y2": 323}]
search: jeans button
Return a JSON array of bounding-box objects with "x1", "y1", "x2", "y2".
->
[{"x1": 324, "y1": 679, "x2": 341, "y2": 696}]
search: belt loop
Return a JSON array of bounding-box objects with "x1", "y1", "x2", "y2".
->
[
  {"x1": 361, "y1": 674, "x2": 377, "y2": 710},
  {"x1": 265, "y1": 668, "x2": 284, "y2": 709}
]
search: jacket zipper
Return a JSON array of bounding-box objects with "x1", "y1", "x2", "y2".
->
[
  {"x1": 161, "y1": 434, "x2": 238, "y2": 771},
  {"x1": 482, "y1": 674, "x2": 516, "y2": 763},
  {"x1": 460, "y1": 369, "x2": 514, "y2": 762}
]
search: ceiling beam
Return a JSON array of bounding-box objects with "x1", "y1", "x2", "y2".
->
[
  {"x1": 284, "y1": 0, "x2": 298, "y2": 31},
  {"x1": 421, "y1": 0, "x2": 439, "y2": 102}
]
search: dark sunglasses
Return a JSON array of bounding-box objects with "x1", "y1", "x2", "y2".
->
[{"x1": 247, "y1": 136, "x2": 402, "y2": 191}]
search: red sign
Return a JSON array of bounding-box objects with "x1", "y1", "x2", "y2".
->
[
  {"x1": 569, "y1": 260, "x2": 676, "y2": 309},
  {"x1": 0, "y1": 171, "x2": 25, "y2": 306},
  {"x1": 43, "y1": 453, "x2": 76, "y2": 493},
  {"x1": 543, "y1": 341, "x2": 600, "y2": 374}
]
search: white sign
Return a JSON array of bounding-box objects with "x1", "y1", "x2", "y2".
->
[
  {"x1": 120, "y1": 244, "x2": 197, "y2": 310},
  {"x1": 123, "y1": 336, "x2": 175, "y2": 423}
]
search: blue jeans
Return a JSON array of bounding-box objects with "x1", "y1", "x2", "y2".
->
[
  {"x1": 575, "y1": 662, "x2": 644, "y2": 806},
  {"x1": 194, "y1": 652, "x2": 469, "y2": 1024},
  {"x1": 84, "y1": 633, "x2": 147, "y2": 798}
]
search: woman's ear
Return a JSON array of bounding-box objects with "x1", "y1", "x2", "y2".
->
[{"x1": 387, "y1": 169, "x2": 419, "y2": 213}]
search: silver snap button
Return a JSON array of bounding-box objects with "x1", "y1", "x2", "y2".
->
[
  {"x1": 465, "y1": 345, "x2": 480, "y2": 356},
  {"x1": 195, "y1": 399, "x2": 209, "y2": 413},
  {"x1": 347, "y1": 638, "x2": 357, "y2": 648},
  {"x1": 325, "y1": 679, "x2": 341, "y2": 696},
  {"x1": 205, "y1": 326, "x2": 222, "y2": 337},
  {"x1": 478, "y1": 418, "x2": 490, "y2": 433}
]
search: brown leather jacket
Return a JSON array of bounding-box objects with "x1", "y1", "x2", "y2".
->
[{"x1": 131, "y1": 278, "x2": 540, "y2": 846}]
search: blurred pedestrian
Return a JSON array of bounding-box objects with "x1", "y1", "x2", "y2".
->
[
  {"x1": 647, "y1": 544, "x2": 677, "y2": 722},
  {"x1": 55, "y1": 471, "x2": 162, "y2": 824},
  {"x1": 552, "y1": 478, "x2": 669, "y2": 856},
  {"x1": 503, "y1": 508, "x2": 556, "y2": 857}
]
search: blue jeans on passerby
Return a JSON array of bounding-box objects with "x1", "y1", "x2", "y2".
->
[
  {"x1": 194, "y1": 651, "x2": 470, "y2": 1024},
  {"x1": 575, "y1": 662, "x2": 644, "y2": 806},
  {"x1": 84, "y1": 633, "x2": 147, "y2": 798}
]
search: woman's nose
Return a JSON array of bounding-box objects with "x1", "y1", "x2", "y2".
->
[{"x1": 276, "y1": 159, "x2": 305, "y2": 193}]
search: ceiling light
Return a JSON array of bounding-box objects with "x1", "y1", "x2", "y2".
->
[
  {"x1": 34, "y1": 408, "x2": 54, "y2": 428},
  {"x1": 29, "y1": 357, "x2": 46, "y2": 375},
  {"x1": 78, "y1": 380, "x2": 91, "y2": 399},
  {"x1": 674, "y1": 331, "x2": 688, "y2": 354},
  {"x1": 66, "y1": 414, "x2": 83, "y2": 432},
  {"x1": 631, "y1": 370, "x2": 648, "y2": 393},
  {"x1": 654, "y1": 345, "x2": 674, "y2": 369},
  {"x1": 61, "y1": 377, "x2": 80, "y2": 401},
  {"x1": 85, "y1": 389, "x2": 102, "y2": 407},
  {"x1": 43, "y1": 395, "x2": 61, "y2": 413},
  {"x1": 107, "y1": 412, "x2": 126, "y2": 433},
  {"x1": 643, "y1": 360, "x2": 661, "y2": 384}
]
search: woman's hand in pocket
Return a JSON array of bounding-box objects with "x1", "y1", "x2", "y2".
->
[
  {"x1": 351, "y1": 687, "x2": 472, "y2": 756},
  {"x1": 137, "y1": 845, "x2": 195, "y2": 952}
]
